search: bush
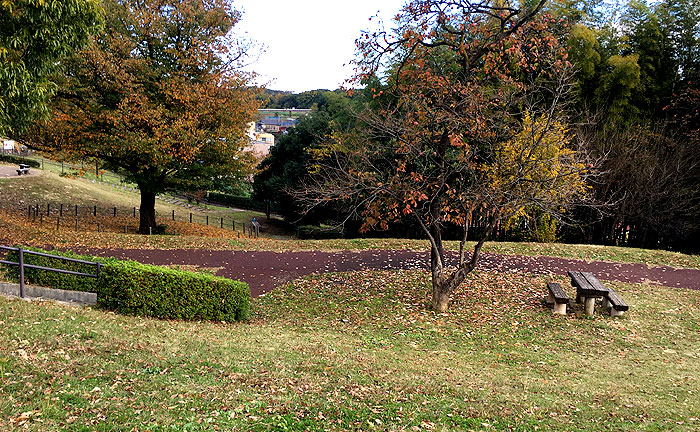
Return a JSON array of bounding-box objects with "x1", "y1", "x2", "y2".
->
[
  {"x1": 0, "y1": 154, "x2": 41, "y2": 168},
  {"x1": 1, "y1": 247, "x2": 250, "y2": 321},
  {"x1": 207, "y1": 191, "x2": 278, "y2": 213},
  {"x1": 296, "y1": 225, "x2": 344, "y2": 239}
]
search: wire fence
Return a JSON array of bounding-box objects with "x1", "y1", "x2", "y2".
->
[
  {"x1": 24, "y1": 155, "x2": 126, "y2": 184},
  {"x1": 6, "y1": 152, "x2": 263, "y2": 237},
  {"x1": 23, "y1": 202, "x2": 261, "y2": 238}
]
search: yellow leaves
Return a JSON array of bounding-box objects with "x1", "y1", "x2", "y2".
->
[{"x1": 484, "y1": 111, "x2": 588, "y2": 212}]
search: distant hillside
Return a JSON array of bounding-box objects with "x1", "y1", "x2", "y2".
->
[{"x1": 259, "y1": 89, "x2": 343, "y2": 109}]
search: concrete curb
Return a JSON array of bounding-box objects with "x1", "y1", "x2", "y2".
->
[{"x1": 0, "y1": 282, "x2": 97, "y2": 305}]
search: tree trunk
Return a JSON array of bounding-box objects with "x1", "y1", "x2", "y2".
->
[
  {"x1": 431, "y1": 275, "x2": 451, "y2": 313},
  {"x1": 427, "y1": 216, "x2": 496, "y2": 313},
  {"x1": 138, "y1": 189, "x2": 157, "y2": 234}
]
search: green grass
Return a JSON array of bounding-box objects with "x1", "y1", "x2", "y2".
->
[
  {"x1": 0, "y1": 167, "x2": 287, "y2": 237},
  {"x1": 1, "y1": 270, "x2": 698, "y2": 431}
]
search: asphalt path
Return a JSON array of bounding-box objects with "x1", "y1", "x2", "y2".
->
[{"x1": 85, "y1": 248, "x2": 700, "y2": 297}]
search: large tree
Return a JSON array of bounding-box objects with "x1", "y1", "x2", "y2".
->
[
  {"x1": 0, "y1": 0, "x2": 102, "y2": 135},
  {"x1": 300, "y1": 0, "x2": 593, "y2": 312},
  {"x1": 29, "y1": 0, "x2": 259, "y2": 233}
]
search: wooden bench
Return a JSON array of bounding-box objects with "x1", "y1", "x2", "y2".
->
[
  {"x1": 16, "y1": 165, "x2": 30, "y2": 175},
  {"x1": 568, "y1": 271, "x2": 607, "y2": 315},
  {"x1": 603, "y1": 288, "x2": 629, "y2": 317},
  {"x1": 568, "y1": 271, "x2": 628, "y2": 317},
  {"x1": 546, "y1": 282, "x2": 569, "y2": 315}
]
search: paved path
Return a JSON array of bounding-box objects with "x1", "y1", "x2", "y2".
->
[{"x1": 86, "y1": 248, "x2": 700, "y2": 297}]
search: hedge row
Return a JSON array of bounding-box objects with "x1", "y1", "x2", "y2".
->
[
  {"x1": 207, "y1": 192, "x2": 278, "y2": 213},
  {"x1": 0, "y1": 154, "x2": 41, "y2": 168},
  {"x1": 296, "y1": 225, "x2": 344, "y2": 240},
  {"x1": 2, "y1": 247, "x2": 250, "y2": 321}
]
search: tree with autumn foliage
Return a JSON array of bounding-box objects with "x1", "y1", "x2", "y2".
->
[
  {"x1": 27, "y1": 0, "x2": 259, "y2": 234},
  {"x1": 0, "y1": 0, "x2": 102, "y2": 136},
  {"x1": 299, "y1": 0, "x2": 595, "y2": 312}
]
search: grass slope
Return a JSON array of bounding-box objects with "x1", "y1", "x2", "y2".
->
[
  {"x1": 0, "y1": 167, "x2": 286, "y2": 238},
  {"x1": 1, "y1": 270, "x2": 698, "y2": 431}
]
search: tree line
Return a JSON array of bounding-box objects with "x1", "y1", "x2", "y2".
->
[{"x1": 255, "y1": 0, "x2": 700, "y2": 255}]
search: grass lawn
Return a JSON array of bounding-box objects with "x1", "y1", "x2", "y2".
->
[
  {"x1": 1, "y1": 270, "x2": 698, "y2": 431},
  {"x1": 0, "y1": 167, "x2": 287, "y2": 238}
]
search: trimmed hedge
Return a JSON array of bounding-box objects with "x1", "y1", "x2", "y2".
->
[
  {"x1": 2, "y1": 247, "x2": 250, "y2": 321},
  {"x1": 207, "y1": 192, "x2": 278, "y2": 213},
  {"x1": 0, "y1": 154, "x2": 41, "y2": 168},
  {"x1": 296, "y1": 225, "x2": 344, "y2": 240}
]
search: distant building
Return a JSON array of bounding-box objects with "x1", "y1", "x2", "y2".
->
[
  {"x1": 258, "y1": 116, "x2": 298, "y2": 133},
  {"x1": 244, "y1": 123, "x2": 275, "y2": 158}
]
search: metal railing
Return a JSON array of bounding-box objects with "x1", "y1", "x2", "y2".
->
[{"x1": 0, "y1": 246, "x2": 101, "y2": 298}]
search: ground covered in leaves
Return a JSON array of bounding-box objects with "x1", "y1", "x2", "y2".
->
[{"x1": 1, "y1": 270, "x2": 698, "y2": 431}]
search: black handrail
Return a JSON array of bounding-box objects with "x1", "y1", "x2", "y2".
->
[{"x1": 0, "y1": 246, "x2": 101, "y2": 298}]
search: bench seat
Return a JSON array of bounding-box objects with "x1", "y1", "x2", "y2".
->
[
  {"x1": 603, "y1": 288, "x2": 629, "y2": 316},
  {"x1": 546, "y1": 282, "x2": 569, "y2": 315}
]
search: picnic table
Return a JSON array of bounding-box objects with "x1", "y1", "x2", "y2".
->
[
  {"x1": 16, "y1": 163, "x2": 30, "y2": 175},
  {"x1": 568, "y1": 271, "x2": 628, "y2": 317}
]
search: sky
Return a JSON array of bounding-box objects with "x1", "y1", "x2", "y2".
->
[{"x1": 234, "y1": 0, "x2": 407, "y2": 93}]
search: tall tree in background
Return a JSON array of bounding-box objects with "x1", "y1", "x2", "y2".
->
[
  {"x1": 29, "y1": 0, "x2": 259, "y2": 234},
  {"x1": 254, "y1": 91, "x2": 353, "y2": 223},
  {"x1": 0, "y1": 0, "x2": 102, "y2": 136},
  {"x1": 300, "y1": 0, "x2": 593, "y2": 312},
  {"x1": 558, "y1": 0, "x2": 700, "y2": 251}
]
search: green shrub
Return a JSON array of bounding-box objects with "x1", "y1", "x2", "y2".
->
[
  {"x1": 532, "y1": 212, "x2": 557, "y2": 243},
  {"x1": 0, "y1": 154, "x2": 41, "y2": 168},
  {"x1": 296, "y1": 225, "x2": 344, "y2": 239},
  {"x1": 1, "y1": 247, "x2": 250, "y2": 321},
  {"x1": 207, "y1": 191, "x2": 278, "y2": 213}
]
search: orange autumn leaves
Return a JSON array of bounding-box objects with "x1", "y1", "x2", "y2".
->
[{"x1": 31, "y1": 0, "x2": 259, "y2": 187}]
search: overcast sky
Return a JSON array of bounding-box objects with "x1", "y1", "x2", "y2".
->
[{"x1": 234, "y1": 0, "x2": 407, "y2": 93}]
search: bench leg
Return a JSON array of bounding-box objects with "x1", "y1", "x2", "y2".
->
[
  {"x1": 610, "y1": 308, "x2": 624, "y2": 317},
  {"x1": 553, "y1": 302, "x2": 567, "y2": 315},
  {"x1": 546, "y1": 292, "x2": 554, "y2": 304},
  {"x1": 584, "y1": 297, "x2": 596, "y2": 316},
  {"x1": 601, "y1": 298, "x2": 611, "y2": 309}
]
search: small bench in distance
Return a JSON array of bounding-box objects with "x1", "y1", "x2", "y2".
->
[
  {"x1": 16, "y1": 168, "x2": 30, "y2": 175},
  {"x1": 546, "y1": 282, "x2": 569, "y2": 315},
  {"x1": 602, "y1": 288, "x2": 629, "y2": 317}
]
